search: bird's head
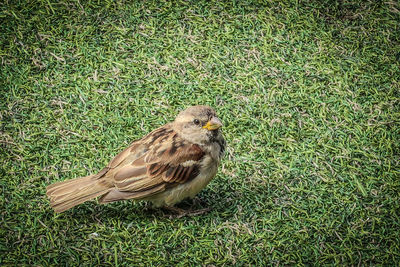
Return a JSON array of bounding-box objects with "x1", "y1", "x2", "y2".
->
[{"x1": 173, "y1": 105, "x2": 223, "y2": 145}]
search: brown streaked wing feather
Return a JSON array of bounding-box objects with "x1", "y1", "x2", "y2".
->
[
  {"x1": 114, "y1": 165, "x2": 147, "y2": 181},
  {"x1": 106, "y1": 125, "x2": 173, "y2": 170},
  {"x1": 99, "y1": 183, "x2": 167, "y2": 203},
  {"x1": 116, "y1": 175, "x2": 164, "y2": 191},
  {"x1": 146, "y1": 142, "x2": 205, "y2": 184},
  {"x1": 102, "y1": 127, "x2": 204, "y2": 203},
  {"x1": 108, "y1": 143, "x2": 137, "y2": 169},
  {"x1": 104, "y1": 125, "x2": 174, "y2": 191}
]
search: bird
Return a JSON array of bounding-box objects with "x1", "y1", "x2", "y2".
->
[{"x1": 46, "y1": 105, "x2": 226, "y2": 214}]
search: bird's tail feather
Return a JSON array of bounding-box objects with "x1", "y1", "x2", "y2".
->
[{"x1": 46, "y1": 174, "x2": 112, "y2": 213}]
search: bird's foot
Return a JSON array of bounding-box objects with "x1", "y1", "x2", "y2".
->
[
  {"x1": 191, "y1": 196, "x2": 209, "y2": 207},
  {"x1": 163, "y1": 206, "x2": 210, "y2": 218}
]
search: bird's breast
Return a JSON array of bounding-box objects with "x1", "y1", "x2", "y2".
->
[{"x1": 151, "y1": 155, "x2": 219, "y2": 207}]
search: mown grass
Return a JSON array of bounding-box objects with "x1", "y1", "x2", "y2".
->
[{"x1": 1, "y1": 0, "x2": 399, "y2": 265}]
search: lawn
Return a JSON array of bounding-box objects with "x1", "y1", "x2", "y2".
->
[{"x1": 1, "y1": 0, "x2": 399, "y2": 265}]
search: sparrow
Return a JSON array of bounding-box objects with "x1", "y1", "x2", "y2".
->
[{"x1": 46, "y1": 105, "x2": 226, "y2": 213}]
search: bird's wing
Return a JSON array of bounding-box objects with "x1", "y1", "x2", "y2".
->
[{"x1": 98, "y1": 126, "x2": 205, "y2": 203}]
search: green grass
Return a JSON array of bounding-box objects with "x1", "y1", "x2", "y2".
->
[{"x1": 1, "y1": 0, "x2": 399, "y2": 265}]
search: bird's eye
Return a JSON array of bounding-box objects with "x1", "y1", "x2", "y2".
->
[{"x1": 193, "y1": 119, "x2": 200, "y2": 125}]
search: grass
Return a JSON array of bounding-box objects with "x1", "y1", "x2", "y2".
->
[{"x1": 1, "y1": 0, "x2": 399, "y2": 265}]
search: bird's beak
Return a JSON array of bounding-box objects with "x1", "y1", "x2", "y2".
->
[{"x1": 203, "y1": 117, "x2": 223, "y2": 131}]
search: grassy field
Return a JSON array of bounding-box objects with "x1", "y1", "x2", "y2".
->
[{"x1": 1, "y1": 0, "x2": 399, "y2": 265}]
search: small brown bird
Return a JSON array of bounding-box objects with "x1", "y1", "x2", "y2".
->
[{"x1": 46, "y1": 105, "x2": 225, "y2": 213}]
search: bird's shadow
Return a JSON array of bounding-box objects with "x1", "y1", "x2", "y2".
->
[{"x1": 58, "y1": 192, "x2": 239, "y2": 224}]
